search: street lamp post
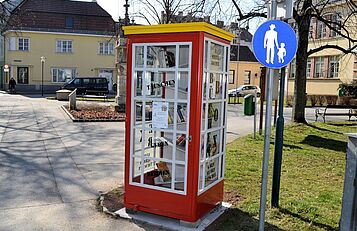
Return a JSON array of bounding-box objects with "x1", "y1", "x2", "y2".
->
[{"x1": 41, "y1": 56, "x2": 46, "y2": 96}]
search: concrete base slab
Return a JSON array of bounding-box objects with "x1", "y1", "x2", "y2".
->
[{"x1": 115, "y1": 202, "x2": 232, "y2": 231}]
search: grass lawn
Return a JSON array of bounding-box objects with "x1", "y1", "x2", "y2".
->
[{"x1": 215, "y1": 122, "x2": 357, "y2": 231}]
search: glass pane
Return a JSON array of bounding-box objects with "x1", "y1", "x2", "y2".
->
[
  {"x1": 201, "y1": 103, "x2": 207, "y2": 131},
  {"x1": 179, "y1": 45, "x2": 189, "y2": 68},
  {"x1": 174, "y1": 164, "x2": 185, "y2": 191},
  {"x1": 175, "y1": 133, "x2": 187, "y2": 162},
  {"x1": 203, "y1": 72, "x2": 208, "y2": 100},
  {"x1": 225, "y1": 47, "x2": 229, "y2": 72},
  {"x1": 145, "y1": 71, "x2": 175, "y2": 100},
  {"x1": 210, "y1": 43, "x2": 224, "y2": 72},
  {"x1": 199, "y1": 164, "x2": 204, "y2": 190},
  {"x1": 144, "y1": 130, "x2": 173, "y2": 160},
  {"x1": 200, "y1": 134, "x2": 205, "y2": 160},
  {"x1": 208, "y1": 102, "x2": 222, "y2": 129},
  {"x1": 134, "y1": 100, "x2": 143, "y2": 125},
  {"x1": 221, "y1": 129, "x2": 225, "y2": 152},
  {"x1": 132, "y1": 156, "x2": 142, "y2": 183},
  {"x1": 145, "y1": 101, "x2": 177, "y2": 130},
  {"x1": 135, "y1": 46, "x2": 144, "y2": 68},
  {"x1": 208, "y1": 73, "x2": 223, "y2": 100},
  {"x1": 204, "y1": 41, "x2": 208, "y2": 69},
  {"x1": 134, "y1": 71, "x2": 143, "y2": 97},
  {"x1": 223, "y1": 74, "x2": 228, "y2": 99},
  {"x1": 205, "y1": 157, "x2": 219, "y2": 187},
  {"x1": 177, "y1": 72, "x2": 189, "y2": 101},
  {"x1": 206, "y1": 130, "x2": 220, "y2": 158},
  {"x1": 147, "y1": 45, "x2": 176, "y2": 68},
  {"x1": 133, "y1": 128, "x2": 143, "y2": 154},
  {"x1": 176, "y1": 103, "x2": 188, "y2": 132},
  {"x1": 220, "y1": 155, "x2": 225, "y2": 178},
  {"x1": 144, "y1": 160, "x2": 172, "y2": 188},
  {"x1": 222, "y1": 103, "x2": 226, "y2": 126}
]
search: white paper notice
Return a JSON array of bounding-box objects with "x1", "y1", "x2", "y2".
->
[{"x1": 152, "y1": 102, "x2": 169, "y2": 129}]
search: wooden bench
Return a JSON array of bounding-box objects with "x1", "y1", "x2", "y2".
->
[
  {"x1": 82, "y1": 94, "x2": 108, "y2": 102},
  {"x1": 315, "y1": 105, "x2": 357, "y2": 122}
]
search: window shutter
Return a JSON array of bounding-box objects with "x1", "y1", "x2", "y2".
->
[{"x1": 9, "y1": 37, "x2": 16, "y2": 50}]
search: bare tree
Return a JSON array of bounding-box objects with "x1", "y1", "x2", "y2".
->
[
  {"x1": 132, "y1": 0, "x2": 229, "y2": 24},
  {"x1": 0, "y1": 0, "x2": 25, "y2": 32},
  {"x1": 232, "y1": 0, "x2": 357, "y2": 123}
]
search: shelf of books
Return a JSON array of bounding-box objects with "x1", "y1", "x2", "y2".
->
[
  {"x1": 198, "y1": 39, "x2": 229, "y2": 194},
  {"x1": 129, "y1": 43, "x2": 192, "y2": 194}
]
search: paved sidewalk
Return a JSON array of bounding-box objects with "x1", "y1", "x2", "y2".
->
[{"x1": 0, "y1": 92, "x2": 142, "y2": 231}]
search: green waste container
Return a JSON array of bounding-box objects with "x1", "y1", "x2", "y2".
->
[{"x1": 244, "y1": 94, "x2": 255, "y2": 116}]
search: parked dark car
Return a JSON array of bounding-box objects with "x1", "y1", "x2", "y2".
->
[{"x1": 62, "y1": 77, "x2": 109, "y2": 95}]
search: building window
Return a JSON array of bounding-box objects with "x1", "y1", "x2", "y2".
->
[
  {"x1": 18, "y1": 38, "x2": 29, "y2": 51},
  {"x1": 229, "y1": 70, "x2": 235, "y2": 84},
  {"x1": 65, "y1": 16, "x2": 74, "y2": 29},
  {"x1": 330, "y1": 14, "x2": 341, "y2": 37},
  {"x1": 314, "y1": 57, "x2": 325, "y2": 78},
  {"x1": 99, "y1": 42, "x2": 114, "y2": 55},
  {"x1": 244, "y1": 70, "x2": 251, "y2": 84},
  {"x1": 306, "y1": 58, "x2": 312, "y2": 78},
  {"x1": 56, "y1": 40, "x2": 72, "y2": 53},
  {"x1": 52, "y1": 68, "x2": 76, "y2": 83},
  {"x1": 328, "y1": 56, "x2": 339, "y2": 78},
  {"x1": 290, "y1": 59, "x2": 296, "y2": 78},
  {"x1": 316, "y1": 21, "x2": 326, "y2": 39}
]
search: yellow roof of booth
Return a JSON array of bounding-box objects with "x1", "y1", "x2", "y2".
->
[{"x1": 123, "y1": 22, "x2": 235, "y2": 42}]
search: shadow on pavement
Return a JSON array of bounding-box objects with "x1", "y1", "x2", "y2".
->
[{"x1": 206, "y1": 208, "x2": 283, "y2": 231}]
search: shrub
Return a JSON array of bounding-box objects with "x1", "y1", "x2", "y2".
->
[
  {"x1": 325, "y1": 95, "x2": 338, "y2": 105},
  {"x1": 309, "y1": 95, "x2": 318, "y2": 107}
]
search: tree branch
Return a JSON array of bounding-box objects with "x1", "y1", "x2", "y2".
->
[{"x1": 308, "y1": 44, "x2": 357, "y2": 56}]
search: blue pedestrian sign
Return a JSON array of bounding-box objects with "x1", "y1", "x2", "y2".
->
[{"x1": 252, "y1": 20, "x2": 297, "y2": 69}]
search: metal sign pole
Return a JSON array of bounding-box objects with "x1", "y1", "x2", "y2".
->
[
  {"x1": 271, "y1": 67, "x2": 286, "y2": 208},
  {"x1": 258, "y1": 0, "x2": 277, "y2": 230},
  {"x1": 254, "y1": 89, "x2": 257, "y2": 139}
]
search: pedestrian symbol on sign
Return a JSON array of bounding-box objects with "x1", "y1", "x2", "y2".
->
[{"x1": 253, "y1": 20, "x2": 297, "y2": 69}]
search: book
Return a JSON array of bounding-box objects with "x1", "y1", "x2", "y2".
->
[{"x1": 156, "y1": 162, "x2": 171, "y2": 183}]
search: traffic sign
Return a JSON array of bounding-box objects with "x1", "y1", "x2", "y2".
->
[{"x1": 253, "y1": 20, "x2": 297, "y2": 69}]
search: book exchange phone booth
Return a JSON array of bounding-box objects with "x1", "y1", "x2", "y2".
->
[{"x1": 123, "y1": 23, "x2": 234, "y2": 223}]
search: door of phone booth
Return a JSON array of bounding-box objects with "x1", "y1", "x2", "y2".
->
[{"x1": 123, "y1": 23, "x2": 234, "y2": 223}]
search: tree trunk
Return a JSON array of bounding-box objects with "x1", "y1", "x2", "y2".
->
[{"x1": 293, "y1": 2, "x2": 312, "y2": 123}]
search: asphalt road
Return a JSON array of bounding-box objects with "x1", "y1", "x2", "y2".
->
[{"x1": 0, "y1": 92, "x2": 351, "y2": 231}]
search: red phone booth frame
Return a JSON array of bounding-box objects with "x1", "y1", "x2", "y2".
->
[{"x1": 123, "y1": 23, "x2": 234, "y2": 223}]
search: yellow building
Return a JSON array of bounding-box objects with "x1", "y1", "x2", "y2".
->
[
  {"x1": 3, "y1": 0, "x2": 117, "y2": 93},
  {"x1": 287, "y1": 1, "x2": 357, "y2": 96},
  {"x1": 229, "y1": 45, "x2": 262, "y2": 89}
]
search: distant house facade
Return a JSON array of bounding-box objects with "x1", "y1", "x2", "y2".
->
[
  {"x1": 287, "y1": 1, "x2": 357, "y2": 96},
  {"x1": 0, "y1": 0, "x2": 22, "y2": 89},
  {"x1": 227, "y1": 24, "x2": 262, "y2": 89},
  {"x1": 2, "y1": 0, "x2": 116, "y2": 93}
]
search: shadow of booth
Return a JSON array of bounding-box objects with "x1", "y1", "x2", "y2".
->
[{"x1": 205, "y1": 208, "x2": 284, "y2": 231}]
